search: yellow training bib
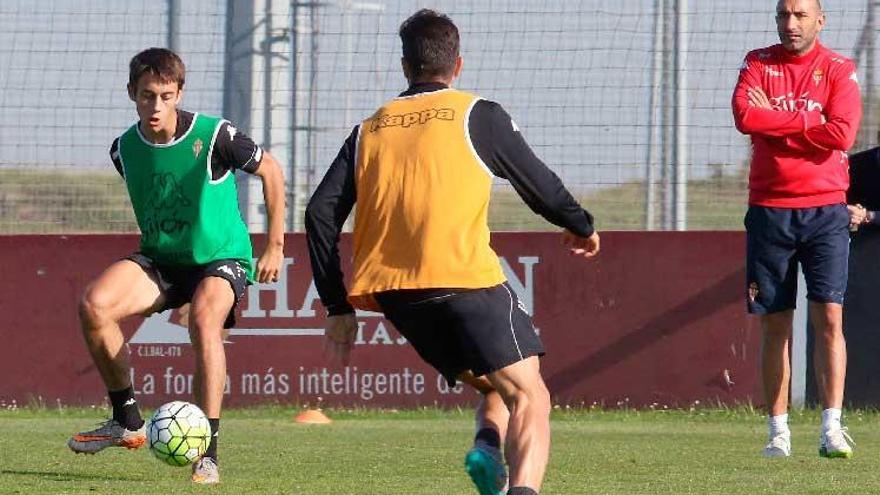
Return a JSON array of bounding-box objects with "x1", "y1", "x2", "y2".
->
[{"x1": 349, "y1": 89, "x2": 506, "y2": 310}]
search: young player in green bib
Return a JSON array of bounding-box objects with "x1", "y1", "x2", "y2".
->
[{"x1": 67, "y1": 48, "x2": 286, "y2": 485}]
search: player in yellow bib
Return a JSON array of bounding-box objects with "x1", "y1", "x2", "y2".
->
[
  {"x1": 306, "y1": 10, "x2": 599, "y2": 495},
  {"x1": 67, "y1": 48, "x2": 286, "y2": 485}
]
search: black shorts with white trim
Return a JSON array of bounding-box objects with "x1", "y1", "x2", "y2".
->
[
  {"x1": 126, "y1": 253, "x2": 249, "y2": 329},
  {"x1": 375, "y1": 283, "x2": 545, "y2": 386}
]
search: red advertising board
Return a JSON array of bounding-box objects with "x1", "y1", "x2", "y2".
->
[{"x1": 0, "y1": 232, "x2": 759, "y2": 408}]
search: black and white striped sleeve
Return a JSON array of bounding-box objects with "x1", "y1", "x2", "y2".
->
[
  {"x1": 210, "y1": 122, "x2": 264, "y2": 179},
  {"x1": 109, "y1": 138, "x2": 124, "y2": 178}
]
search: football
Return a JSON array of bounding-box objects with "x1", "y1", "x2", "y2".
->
[{"x1": 146, "y1": 401, "x2": 212, "y2": 467}]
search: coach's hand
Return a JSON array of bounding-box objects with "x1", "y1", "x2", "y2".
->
[
  {"x1": 256, "y1": 243, "x2": 284, "y2": 283},
  {"x1": 563, "y1": 230, "x2": 600, "y2": 259},
  {"x1": 848, "y1": 204, "x2": 868, "y2": 229},
  {"x1": 325, "y1": 313, "x2": 358, "y2": 365},
  {"x1": 747, "y1": 87, "x2": 773, "y2": 110}
]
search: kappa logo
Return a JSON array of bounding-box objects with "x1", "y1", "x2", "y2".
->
[
  {"x1": 145, "y1": 173, "x2": 192, "y2": 210},
  {"x1": 193, "y1": 138, "x2": 203, "y2": 159},
  {"x1": 216, "y1": 263, "x2": 245, "y2": 279},
  {"x1": 226, "y1": 125, "x2": 238, "y2": 141},
  {"x1": 850, "y1": 71, "x2": 859, "y2": 85},
  {"x1": 370, "y1": 108, "x2": 455, "y2": 132}
]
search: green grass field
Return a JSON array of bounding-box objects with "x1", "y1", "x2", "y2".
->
[
  {"x1": 0, "y1": 406, "x2": 876, "y2": 494},
  {"x1": 488, "y1": 170, "x2": 748, "y2": 232}
]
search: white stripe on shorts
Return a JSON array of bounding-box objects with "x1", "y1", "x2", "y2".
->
[{"x1": 501, "y1": 284, "x2": 524, "y2": 360}]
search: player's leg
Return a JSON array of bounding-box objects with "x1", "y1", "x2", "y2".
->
[
  {"x1": 188, "y1": 276, "x2": 231, "y2": 484},
  {"x1": 485, "y1": 356, "x2": 550, "y2": 494},
  {"x1": 187, "y1": 260, "x2": 247, "y2": 484},
  {"x1": 459, "y1": 371, "x2": 509, "y2": 494},
  {"x1": 70, "y1": 256, "x2": 165, "y2": 454},
  {"x1": 810, "y1": 302, "x2": 846, "y2": 409},
  {"x1": 809, "y1": 301, "x2": 849, "y2": 458},
  {"x1": 746, "y1": 205, "x2": 798, "y2": 458},
  {"x1": 761, "y1": 311, "x2": 793, "y2": 416},
  {"x1": 188, "y1": 276, "x2": 232, "y2": 423},
  {"x1": 760, "y1": 310, "x2": 794, "y2": 457},
  {"x1": 800, "y1": 204, "x2": 852, "y2": 458},
  {"x1": 375, "y1": 289, "x2": 510, "y2": 494},
  {"x1": 450, "y1": 283, "x2": 547, "y2": 494}
]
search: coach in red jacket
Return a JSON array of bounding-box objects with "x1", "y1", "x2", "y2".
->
[{"x1": 732, "y1": 0, "x2": 861, "y2": 460}]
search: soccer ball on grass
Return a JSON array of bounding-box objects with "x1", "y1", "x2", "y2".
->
[{"x1": 146, "y1": 401, "x2": 211, "y2": 467}]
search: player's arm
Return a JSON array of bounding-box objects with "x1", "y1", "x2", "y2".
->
[
  {"x1": 212, "y1": 122, "x2": 285, "y2": 282},
  {"x1": 252, "y1": 151, "x2": 286, "y2": 283},
  {"x1": 469, "y1": 100, "x2": 599, "y2": 258},
  {"x1": 109, "y1": 138, "x2": 124, "y2": 179},
  {"x1": 784, "y1": 62, "x2": 862, "y2": 153},
  {"x1": 732, "y1": 53, "x2": 822, "y2": 137},
  {"x1": 305, "y1": 126, "x2": 358, "y2": 316},
  {"x1": 305, "y1": 127, "x2": 359, "y2": 364}
]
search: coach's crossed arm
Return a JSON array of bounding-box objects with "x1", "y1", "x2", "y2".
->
[{"x1": 786, "y1": 62, "x2": 862, "y2": 154}]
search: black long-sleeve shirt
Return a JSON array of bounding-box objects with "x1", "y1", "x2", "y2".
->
[{"x1": 305, "y1": 82, "x2": 594, "y2": 315}]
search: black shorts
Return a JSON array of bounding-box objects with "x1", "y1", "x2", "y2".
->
[
  {"x1": 375, "y1": 283, "x2": 545, "y2": 386},
  {"x1": 745, "y1": 204, "x2": 850, "y2": 314},
  {"x1": 126, "y1": 253, "x2": 249, "y2": 329}
]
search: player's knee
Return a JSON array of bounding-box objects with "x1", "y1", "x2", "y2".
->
[
  {"x1": 533, "y1": 380, "x2": 552, "y2": 417},
  {"x1": 78, "y1": 287, "x2": 115, "y2": 329},
  {"x1": 761, "y1": 316, "x2": 791, "y2": 338},
  {"x1": 507, "y1": 380, "x2": 551, "y2": 418},
  {"x1": 811, "y1": 309, "x2": 843, "y2": 337},
  {"x1": 815, "y1": 321, "x2": 845, "y2": 341},
  {"x1": 187, "y1": 307, "x2": 225, "y2": 348}
]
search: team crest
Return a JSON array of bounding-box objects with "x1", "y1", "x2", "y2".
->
[
  {"x1": 812, "y1": 68, "x2": 824, "y2": 86},
  {"x1": 748, "y1": 282, "x2": 759, "y2": 302},
  {"x1": 193, "y1": 138, "x2": 203, "y2": 158}
]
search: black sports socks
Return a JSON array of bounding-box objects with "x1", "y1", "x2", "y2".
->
[
  {"x1": 108, "y1": 387, "x2": 144, "y2": 430},
  {"x1": 204, "y1": 418, "x2": 220, "y2": 461}
]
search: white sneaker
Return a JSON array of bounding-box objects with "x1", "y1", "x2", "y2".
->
[
  {"x1": 819, "y1": 427, "x2": 854, "y2": 459},
  {"x1": 763, "y1": 431, "x2": 791, "y2": 458},
  {"x1": 192, "y1": 456, "x2": 220, "y2": 484}
]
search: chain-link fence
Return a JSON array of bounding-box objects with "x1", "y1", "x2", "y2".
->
[{"x1": 2, "y1": 0, "x2": 878, "y2": 234}]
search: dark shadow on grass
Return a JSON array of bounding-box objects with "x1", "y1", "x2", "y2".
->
[{"x1": 1, "y1": 469, "x2": 142, "y2": 482}]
